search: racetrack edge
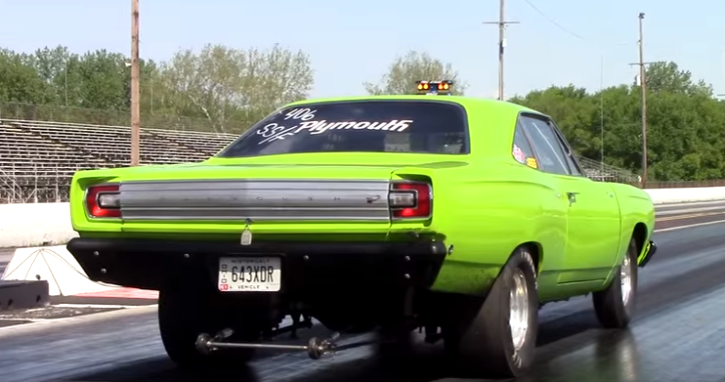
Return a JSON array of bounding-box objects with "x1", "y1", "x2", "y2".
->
[{"x1": 0, "y1": 304, "x2": 157, "y2": 339}]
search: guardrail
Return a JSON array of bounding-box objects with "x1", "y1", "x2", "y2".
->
[{"x1": 3, "y1": 186, "x2": 725, "y2": 248}]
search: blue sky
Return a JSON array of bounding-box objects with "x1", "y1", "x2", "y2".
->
[{"x1": 1, "y1": 0, "x2": 723, "y2": 100}]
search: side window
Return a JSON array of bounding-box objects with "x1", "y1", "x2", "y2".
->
[
  {"x1": 512, "y1": 123, "x2": 539, "y2": 169},
  {"x1": 549, "y1": 122, "x2": 583, "y2": 176},
  {"x1": 519, "y1": 115, "x2": 571, "y2": 176}
]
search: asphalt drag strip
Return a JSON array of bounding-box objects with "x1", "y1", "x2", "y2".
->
[{"x1": 0, "y1": 219, "x2": 724, "y2": 382}]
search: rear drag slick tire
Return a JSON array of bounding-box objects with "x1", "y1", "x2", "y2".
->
[
  {"x1": 444, "y1": 246, "x2": 539, "y2": 379},
  {"x1": 158, "y1": 284, "x2": 256, "y2": 371}
]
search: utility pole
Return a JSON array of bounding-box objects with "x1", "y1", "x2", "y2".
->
[
  {"x1": 130, "y1": 0, "x2": 141, "y2": 166},
  {"x1": 484, "y1": 0, "x2": 519, "y2": 101},
  {"x1": 628, "y1": 13, "x2": 649, "y2": 188},
  {"x1": 599, "y1": 55, "x2": 605, "y2": 174},
  {"x1": 718, "y1": 50, "x2": 725, "y2": 134},
  {"x1": 638, "y1": 12, "x2": 647, "y2": 188}
]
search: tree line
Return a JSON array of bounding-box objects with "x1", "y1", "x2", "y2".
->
[
  {"x1": 509, "y1": 61, "x2": 725, "y2": 182},
  {"x1": 0, "y1": 44, "x2": 723, "y2": 181},
  {"x1": 0, "y1": 45, "x2": 464, "y2": 135}
]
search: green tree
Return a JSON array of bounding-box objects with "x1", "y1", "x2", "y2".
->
[
  {"x1": 364, "y1": 50, "x2": 467, "y2": 95},
  {"x1": 157, "y1": 43, "x2": 314, "y2": 133},
  {"x1": 643, "y1": 61, "x2": 713, "y2": 96},
  {"x1": 511, "y1": 60, "x2": 725, "y2": 182},
  {"x1": 0, "y1": 48, "x2": 52, "y2": 105}
]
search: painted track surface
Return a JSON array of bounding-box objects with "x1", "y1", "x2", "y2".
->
[{"x1": 3, "y1": 203, "x2": 725, "y2": 382}]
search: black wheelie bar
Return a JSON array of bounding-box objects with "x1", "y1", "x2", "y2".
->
[{"x1": 195, "y1": 328, "x2": 341, "y2": 360}]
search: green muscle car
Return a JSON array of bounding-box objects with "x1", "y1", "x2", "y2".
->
[{"x1": 65, "y1": 83, "x2": 657, "y2": 378}]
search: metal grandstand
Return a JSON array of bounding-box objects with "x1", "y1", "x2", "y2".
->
[
  {"x1": 578, "y1": 156, "x2": 640, "y2": 184},
  {"x1": 0, "y1": 119, "x2": 237, "y2": 203},
  {"x1": 0, "y1": 119, "x2": 640, "y2": 203}
]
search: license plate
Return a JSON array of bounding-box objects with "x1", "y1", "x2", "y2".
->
[{"x1": 218, "y1": 256, "x2": 282, "y2": 292}]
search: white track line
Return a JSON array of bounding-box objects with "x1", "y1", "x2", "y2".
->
[
  {"x1": 54, "y1": 303, "x2": 157, "y2": 309},
  {"x1": 656, "y1": 200, "x2": 725, "y2": 208},
  {"x1": 656, "y1": 205, "x2": 725, "y2": 216},
  {"x1": 654, "y1": 218, "x2": 725, "y2": 233}
]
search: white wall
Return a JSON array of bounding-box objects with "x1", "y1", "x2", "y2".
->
[
  {"x1": 645, "y1": 187, "x2": 725, "y2": 205},
  {"x1": 1, "y1": 203, "x2": 78, "y2": 247},
  {"x1": 3, "y1": 187, "x2": 725, "y2": 248}
]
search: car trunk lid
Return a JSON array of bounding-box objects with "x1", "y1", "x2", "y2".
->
[
  {"x1": 118, "y1": 166, "x2": 393, "y2": 222},
  {"x1": 100, "y1": 162, "x2": 436, "y2": 239}
]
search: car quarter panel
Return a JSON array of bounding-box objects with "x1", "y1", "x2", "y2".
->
[
  {"x1": 426, "y1": 161, "x2": 568, "y2": 296},
  {"x1": 424, "y1": 100, "x2": 569, "y2": 296}
]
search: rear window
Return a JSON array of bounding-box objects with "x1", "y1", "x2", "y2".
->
[{"x1": 217, "y1": 100, "x2": 469, "y2": 158}]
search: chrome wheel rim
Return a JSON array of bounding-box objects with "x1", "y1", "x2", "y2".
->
[
  {"x1": 620, "y1": 255, "x2": 633, "y2": 306},
  {"x1": 509, "y1": 268, "x2": 529, "y2": 351}
]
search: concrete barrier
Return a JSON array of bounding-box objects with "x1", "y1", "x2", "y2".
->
[
  {"x1": 2, "y1": 186, "x2": 725, "y2": 248},
  {"x1": 646, "y1": 187, "x2": 725, "y2": 205},
  {"x1": 0, "y1": 203, "x2": 77, "y2": 248},
  {"x1": 0, "y1": 280, "x2": 50, "y2": 311}
]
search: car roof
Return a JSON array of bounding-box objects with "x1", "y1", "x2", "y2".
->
[{"x1": 286, "y1": 94, "x2": 548, "y2": 119}]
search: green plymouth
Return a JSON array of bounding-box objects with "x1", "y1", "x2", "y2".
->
[{"x1": 66, "y1": 86, "x2": 657, "y2": 378}]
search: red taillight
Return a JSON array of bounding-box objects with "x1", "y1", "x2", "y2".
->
[
  {"x1": 389, "y1": 182, "x2": 432, "y2": 219},
  {"x1": 85, "y1": 184, "x2": 121, "y2": 218}
]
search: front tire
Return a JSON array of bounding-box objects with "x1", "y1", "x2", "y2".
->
[
  {"x1": 443, "y1": 246, "x2": 539, "y2": 379},
  {"x1": 592, "y1": 238, "x2": 639, "y2": 328}
]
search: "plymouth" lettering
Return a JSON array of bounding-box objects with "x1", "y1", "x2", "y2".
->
[{"x1": 256, "y1": 119, "x2": 414, "y2": 145}]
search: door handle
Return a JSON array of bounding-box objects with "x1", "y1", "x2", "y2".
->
[{"x1": 567, "y1": 191, "x2": 579, "y2": 206}]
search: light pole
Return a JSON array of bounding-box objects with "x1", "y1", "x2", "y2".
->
[
  {"x1": 130, "y1": 0, "x2": 141, "y2": 166},
  {"x1": 719, "y1": 50, "x2": 725, "y2": 133}
]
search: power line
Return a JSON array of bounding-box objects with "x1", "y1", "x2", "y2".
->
[
  {"x1": 520, "y1": 0, "x2": 630, "y2": 53},
  {"x1": 484, "y1": 0, "x2": 519, "y2": 101},
  {"x1": 520, "y1": 0, "x2": 584, "y2": 41}
]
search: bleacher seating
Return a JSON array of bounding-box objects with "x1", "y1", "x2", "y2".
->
[
  {"x1": 577, "y1": 156, "x2": 640, "y2": 185},
  {"x1": 0, "y1": 119, "x2": 238, "y2": 203}
]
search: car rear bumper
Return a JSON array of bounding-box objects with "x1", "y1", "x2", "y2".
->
[
  {"x1": 66, "y1": 238, "x2": 448, "y2": 293},
  {"x1": 638, "y1": 240, "x2": 657, "y2": 267}
]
